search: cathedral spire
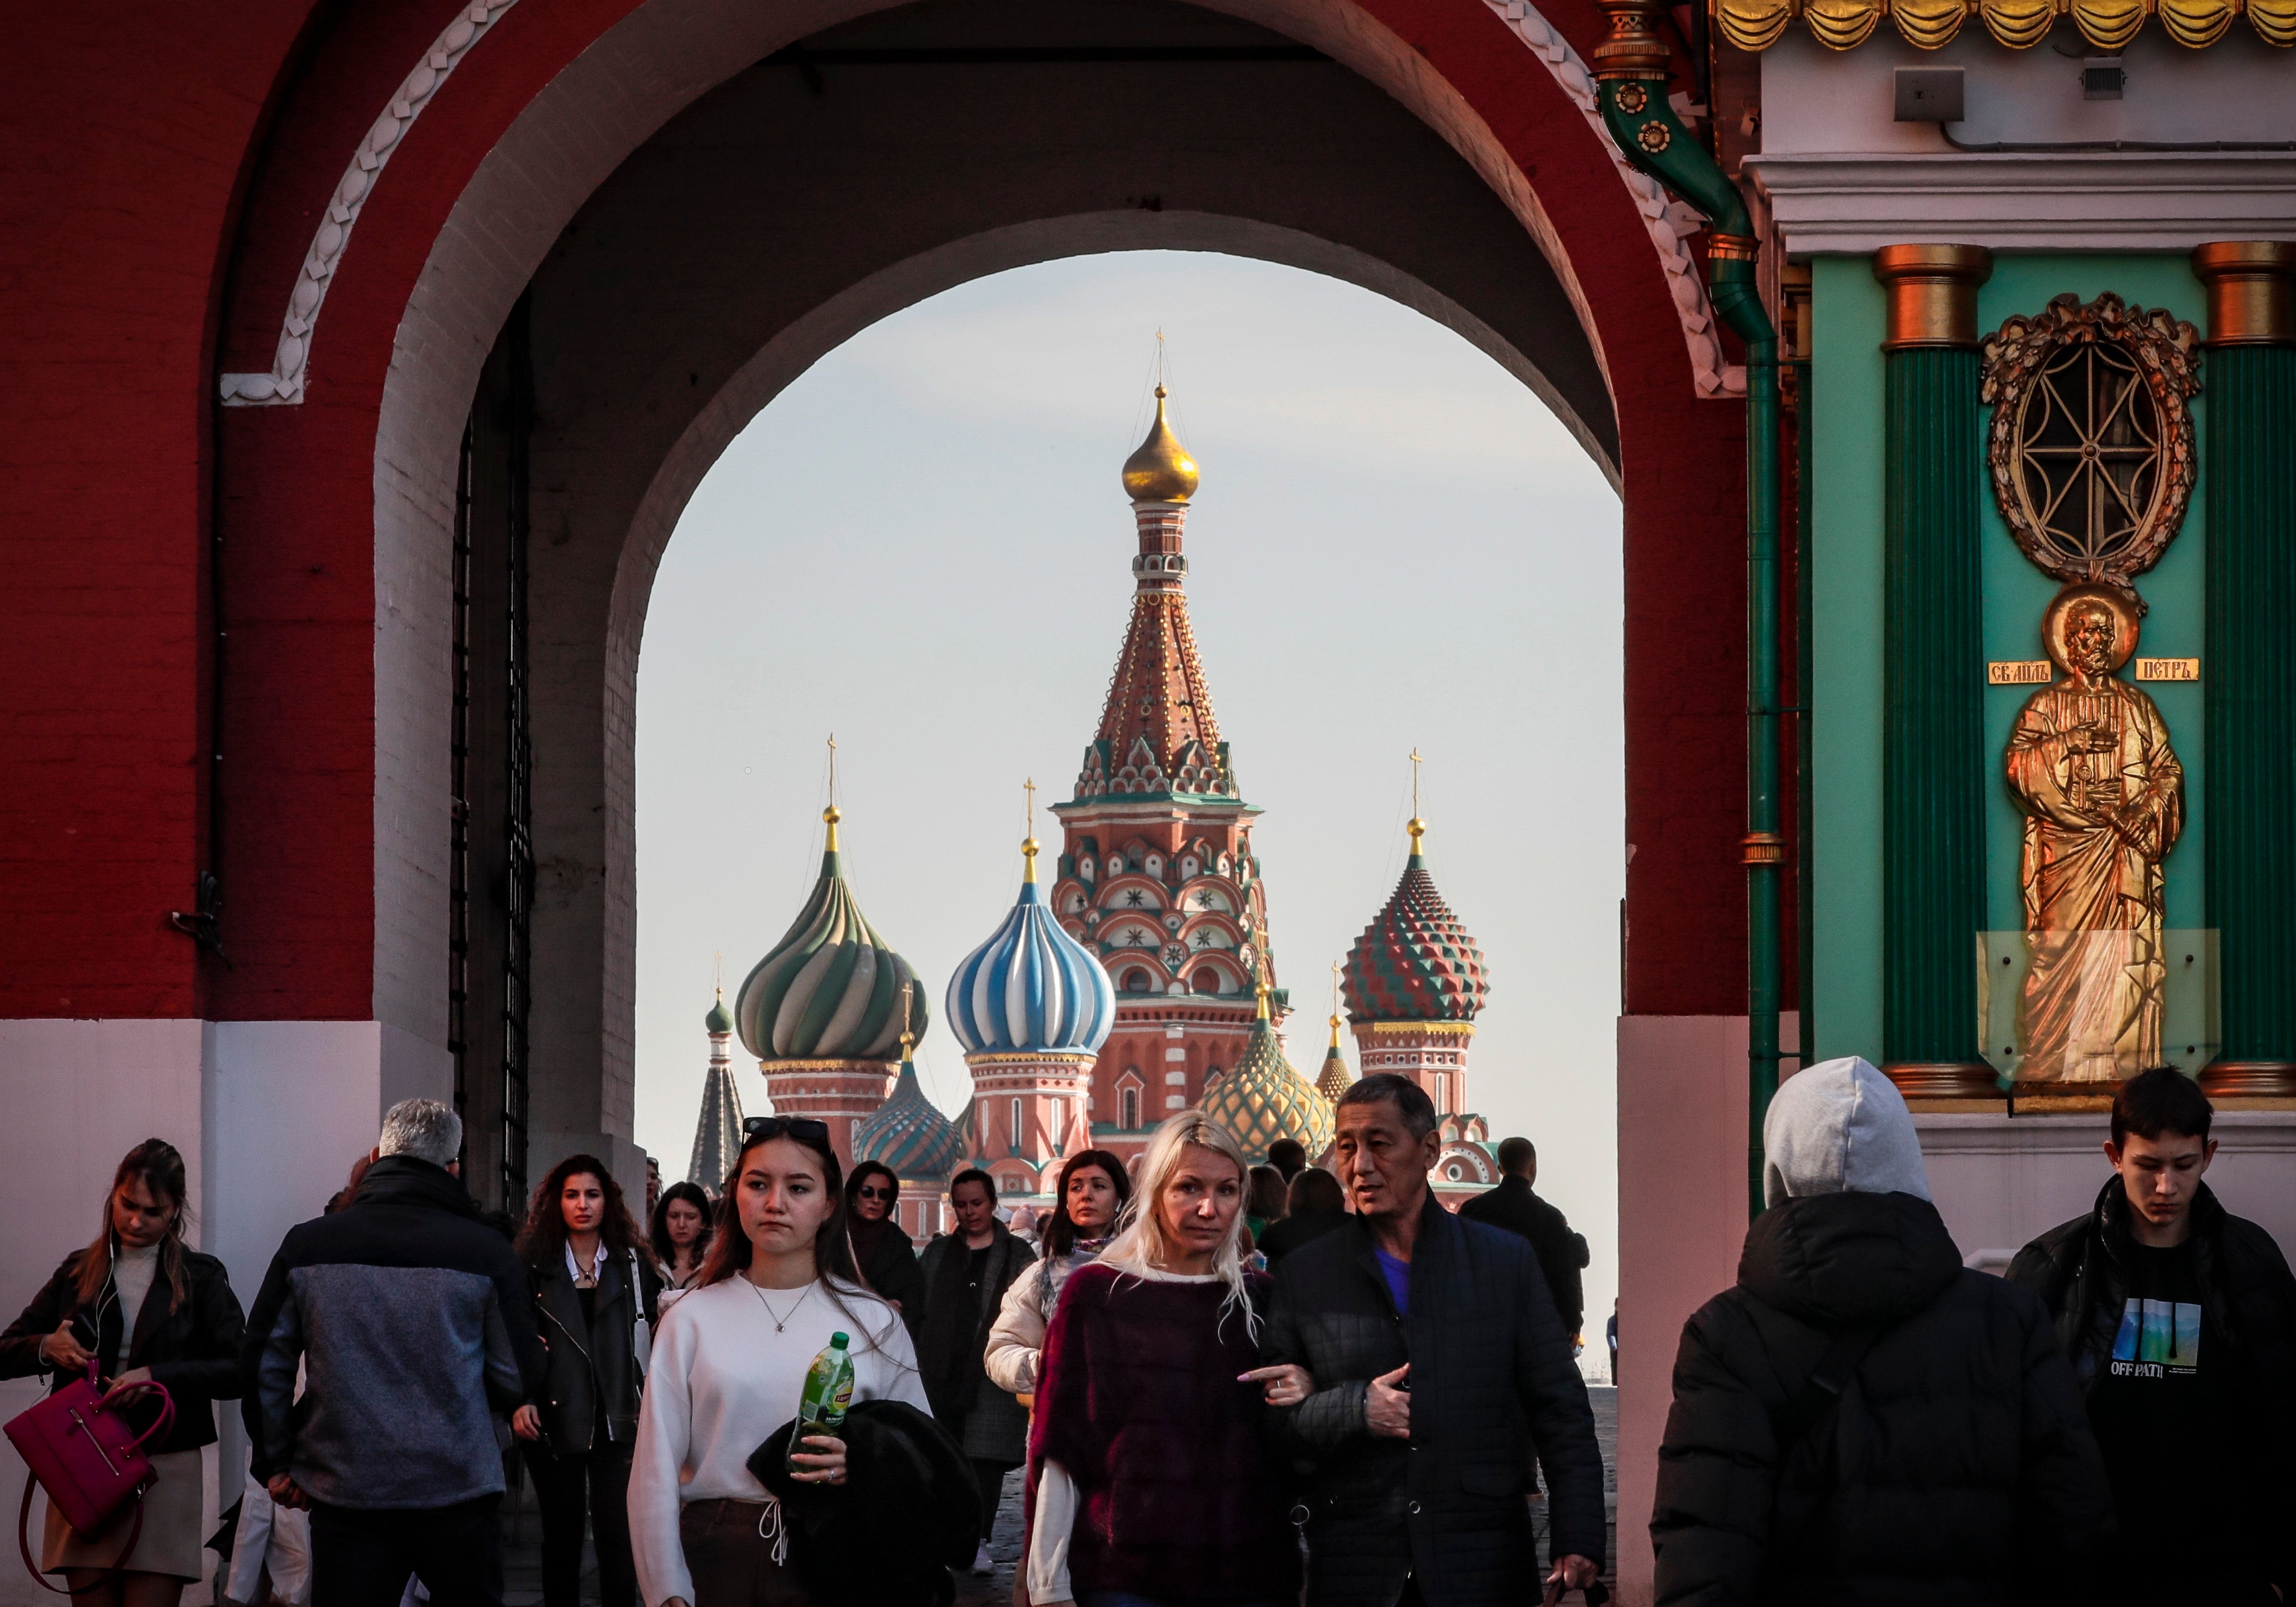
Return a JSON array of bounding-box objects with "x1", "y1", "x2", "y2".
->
[{"x1": 1072, "y1": 378, "x2": 1236, "y2": 802}]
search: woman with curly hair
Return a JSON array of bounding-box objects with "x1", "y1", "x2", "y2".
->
[{"x1": 510, "y1": 1154, "x2": 661, "y2": 1607}]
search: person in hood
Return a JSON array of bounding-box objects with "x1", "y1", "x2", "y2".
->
[
  {"x1": 2007, "y1": 1066, "x2": 2296, "y2": 1606},
  {"x1": 1652, "y1": 1057, "x2": 2111, "y2": 1605},
  {"x1": 240, "y1": 1099, "x2": 548, "y2": 1607}
]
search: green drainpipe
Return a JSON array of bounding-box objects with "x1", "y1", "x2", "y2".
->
[{"x1": 1590, "y1": 0, "x2": 1783, "y2": 1217}]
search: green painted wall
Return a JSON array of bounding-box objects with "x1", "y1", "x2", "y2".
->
[{"x1": 1809, "y1": 254, "x2": 2208, "y2": 1067}]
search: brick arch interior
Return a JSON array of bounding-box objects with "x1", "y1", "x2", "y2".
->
[
  {"x1": 201, "y1": 0, "x2": 1746, "y2": 1239},
  {"x1": 360, "y1": 0, "x2": 1666, "y2": 1158}
]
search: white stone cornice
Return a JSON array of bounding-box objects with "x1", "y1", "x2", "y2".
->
[
  {"x1": 219, "y1": 0, "x2": 522, "y2": 406},
  {"x1": 1747, "y1": 150, "x2": 2296, "y2": 255}
]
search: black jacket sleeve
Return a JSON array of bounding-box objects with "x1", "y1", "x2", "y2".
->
[
  {"x1": 239, "y1": 1240, "x2": 305, "y2": 1482},
  {"x1": 2005, "y1": 1284, "x2": 2114, "y2": 1601},
  {"x1": 1651, "y1": 1299, "x2": 1779, "y2": 1607},
  {"x1": 1261, "y1": 1255, "x2": 1370, "y2": 1453},
  {"x1": 0, "y1": 1257, "x2": 81, "y2": 1381},
  {"x1": 486, "y1": 1237, "x2": 550, "y2": 1409},
  {"x1": 146, "y1": 1255, "x2": 247, "y2": 1401},
  {"x1": 1511, "y1": 1239, "x2": 1606, "y2": 1567}
]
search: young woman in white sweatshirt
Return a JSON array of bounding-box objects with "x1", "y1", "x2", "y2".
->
[{"x1": 628, "y1": 1117, "x2": 928, "y2": 1607}]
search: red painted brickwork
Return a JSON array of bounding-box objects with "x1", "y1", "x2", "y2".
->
[
  {"x1": 5, "y1": 0, "x2": 1774, "y2": 1026},
  {"x1": 0, "y1": 2, "x2": 319, "y2": 1018}
]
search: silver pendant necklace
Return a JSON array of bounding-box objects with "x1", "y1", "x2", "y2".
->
[{"x1": 748, "y1": 1279, "x2": 813, "y2": 1332}]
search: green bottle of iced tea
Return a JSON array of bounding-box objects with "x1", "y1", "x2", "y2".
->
[{"x1": 789, "y1": 1331, "x2": 855, "y2": 1470}]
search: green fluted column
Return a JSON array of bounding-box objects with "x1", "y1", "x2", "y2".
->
[
  {"x1": 1875, "y1": 246, "x2": 1997, "y2": 1099},
  {"x1": 2195, "y1": 243, "x2": 2296, "y2": 1095}
]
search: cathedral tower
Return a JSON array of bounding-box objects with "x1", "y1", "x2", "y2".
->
[
  {"x1": 687, "y1": 983, "x2": 746, "y2": 1192},
  {"x1": 733, "y1": 804, "x2": 928, "y2": 1167},
  {"x1": 1049, "y1": 385, "x2": 1281, "y2": 1162},
  {"x1": 1343, "y1": 801, "x2": 1500, "y2": 1204}
]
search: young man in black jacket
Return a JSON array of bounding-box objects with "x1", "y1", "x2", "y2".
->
[
  {"x1": 1653, "y1": 1056, "x2": 2111, "y2": 1606},
  {"x1": 1264, "y1": 1074, "x2": 1604, "y2": 1607},
  {"x1": 2008, "y1": 1067, "x2": 2296, "y2": 1606},
  {"x1": 1457, "y1": 1136, "x2": 1590, "y2": 1341},
  {"x1": 241, "y1": 1098, "x2": 548, "y2": 1607}
]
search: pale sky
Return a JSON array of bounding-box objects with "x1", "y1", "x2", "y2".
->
[{"x1": 633, "y1": 250, "x2": 1625, "y2": 1344}]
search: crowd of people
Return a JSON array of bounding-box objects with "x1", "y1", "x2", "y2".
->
[{"x1": 1, "y1": 1056, "x2": 2288, "y2": 1607}]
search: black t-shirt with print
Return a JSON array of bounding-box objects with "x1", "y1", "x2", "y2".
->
[{"x1": 2087, "y1": 1239, "x2": 2248, "y2": 1592}]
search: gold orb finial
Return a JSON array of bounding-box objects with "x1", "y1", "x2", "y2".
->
[
  {"x1": 1255, "y1": 978, "x2": 1272, "y2": 1021},
  {"x1": 1121, "y1": 383, "x2": 1200, "y2": 504},
  {"x1": 822, "y1": 803, "x2": 842, "y2": 853}
]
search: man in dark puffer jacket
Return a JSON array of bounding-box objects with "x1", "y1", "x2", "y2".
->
[{"x1": 1653, "y1": 1056, "x2": 2111, "y2": 1606}]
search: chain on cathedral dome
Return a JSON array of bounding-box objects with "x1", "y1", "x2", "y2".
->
[
  {"x1": 855, "y1": 1046, "x2": 967, "y2": 1183},
  {"x1": 734, "y1": 805, "x2": 928, "y2": 1062},
  {"x1": 1200, "y1": 987, "x2": 1336, "y2": 1163},
  {"x1": 946, "y1": 831, "x2": 1116, "y2": 1056},
  {"x1": 1120, "y1": 385, "x2": 1199, "y2": 504},
  {"x1": 1343, "y1": 819, "x2": 1489, "y2": 1024}
]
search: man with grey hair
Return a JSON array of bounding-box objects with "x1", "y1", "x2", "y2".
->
[
  {"x1": 1652, "y1": 1057, "x2": 2111, "y2": 1604},
  {"x1": 241, "y1": 1098, "x2": 546, "y2": 1607}
]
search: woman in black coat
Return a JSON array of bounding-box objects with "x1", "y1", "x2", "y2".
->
[
  {"x1": 0, "y1": 1139, "x2": 245, "y2": 1605},
  {"x1": 843, "y1": 1161, "x2": 925, "y2": 1330},
  {"x1": 508, "y1": 1153, "x2": 661, "y2": 1607}
]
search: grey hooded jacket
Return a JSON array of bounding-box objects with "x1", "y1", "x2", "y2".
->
[{"x1": 241, "y1": 1156, "x2": 547, "y2": 1509}]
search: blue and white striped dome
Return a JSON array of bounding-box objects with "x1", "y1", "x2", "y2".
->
[{"x1": 947, "y1": 852, "x2": 1116, "y2": 1056}]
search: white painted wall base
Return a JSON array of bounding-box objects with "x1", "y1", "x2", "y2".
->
[
  {"x1": 1614, "y1": 1013, "x2": 1802, "y2": 1607},
  {"x1": 1917, "y1": 1110, "x2": 2296, "y2": 1270}
]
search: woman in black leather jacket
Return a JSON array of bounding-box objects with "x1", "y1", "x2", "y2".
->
[
  {"x1": 0, "y1": 1138, "x2": 245, "y2": 1605},
  {"x1": 509, "y1": 1154, "x2": 661, "y2": 1607}
]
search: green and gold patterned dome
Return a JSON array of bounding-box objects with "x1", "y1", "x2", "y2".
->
[
  {"x1": 734, "y1": 805, "x2": 928, "y2": 1062},
  {"x1": 1200, "y1": 987, "x2": 1335, "y2": 1165}
]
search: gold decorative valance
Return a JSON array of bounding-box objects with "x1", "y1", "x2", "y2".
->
[{"x1": 1714, "y1": 0, "x2": 2295, "y2": 50}]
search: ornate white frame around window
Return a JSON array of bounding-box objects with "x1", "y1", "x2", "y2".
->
[{"x1": 221, "y1": 0, "x2": 1737, "y2": 405}]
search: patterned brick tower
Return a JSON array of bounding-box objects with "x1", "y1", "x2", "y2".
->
[
  {"x1": 1343, "y1": 797, "x2": 1498, "y2": 1205},
  {"x1": 946, "y1": 805, "x2": 1117, "y2": 1201},
  {"x1": 1049, "y1": 385, "x2": 1282, "y2": 1166},
  {"x1": 733, "y1": 803, "x2": 929, "y2": 1167}
]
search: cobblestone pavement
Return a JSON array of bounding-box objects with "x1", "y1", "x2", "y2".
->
[{"x1": 501, "y1": 1386, "x2": 1618, "y2": 1605}]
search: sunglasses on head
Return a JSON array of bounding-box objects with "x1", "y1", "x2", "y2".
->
[{"x1": 742, "y1": 1116, "x2": 830, "y2": 1142}]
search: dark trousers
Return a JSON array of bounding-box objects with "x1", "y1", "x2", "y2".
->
[
  {"x1": 308, "y1": 1494, "x2": 503, "y2": 1607},
  {"x1": 968, "y1": 1457, "x2": 1013, "y2": 1546},
  {"x1": 523, "y1": 1441, "x2": 637, "y2": 1607},
  {"x1": 680, "y1": 1498, "x2": 817, "y2": 1607}
]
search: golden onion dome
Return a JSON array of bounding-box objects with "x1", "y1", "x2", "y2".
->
[
  {"x1": 1120, "y1": 386, "x2": 1200, "y2": 504},
  {"x1": 1200, "y1": 986, "x2": 1336, "y2": 1165}
]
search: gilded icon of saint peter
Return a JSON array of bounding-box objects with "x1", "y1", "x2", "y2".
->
[{"x1": 2005, "y1": 585, "x2": 2183, "y2": 1084}]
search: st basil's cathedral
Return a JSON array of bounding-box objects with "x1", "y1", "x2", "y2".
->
[{"x1": 697, "y1": 388, "x2": 1502, "y2": 1234}]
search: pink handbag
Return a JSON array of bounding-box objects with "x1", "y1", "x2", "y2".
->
[{"x1": 5, "y1": 1362, "x2": 174, "y2": 1592}]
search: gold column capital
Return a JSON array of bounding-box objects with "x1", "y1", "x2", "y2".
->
[
  {"x1": 1590, "y1": 0, "x2": 1673, "y2": 78},
  {"x1": 2191, "y1": 241, "x2": 2296, "y2": 347},
  {"x1": 1873, "y1": 244, "x2": 1994, "y2": 350}
]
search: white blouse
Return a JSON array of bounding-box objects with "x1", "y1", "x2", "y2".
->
[{"x1": 628, "y1": 1275, "x2": 930, "y2": 1607}]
